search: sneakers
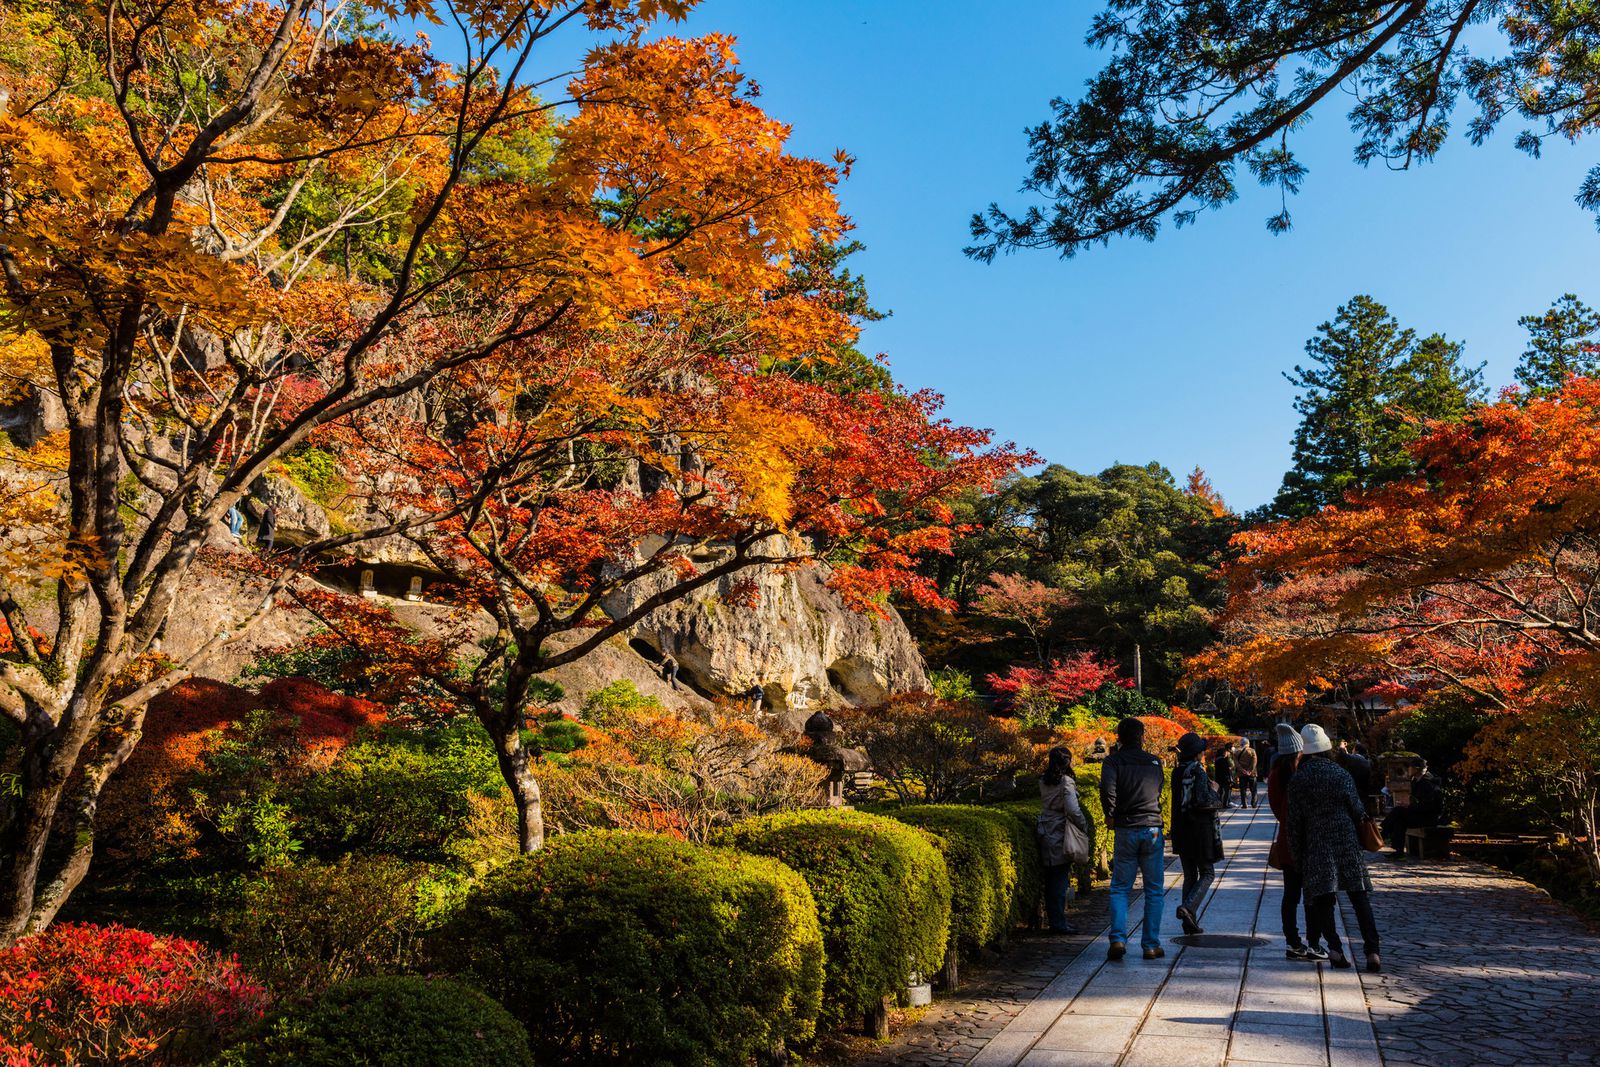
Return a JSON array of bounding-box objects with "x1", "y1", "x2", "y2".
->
[
  {"x1": 1107, "y1": 941, "x2": 1126, "y2": 961},
  {"x1": 1286, "y1": 943, "x2": 1329, "y2": 962},
  {"x1": 1176, "y1": 904, "x2": 1203, "y2": 936},
  {"x1": 1143, "y1": 946, "x2": 1165, "y2": 960}
]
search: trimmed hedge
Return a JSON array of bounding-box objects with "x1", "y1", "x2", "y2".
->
[
  {"x1": 715, "y1": 809, "x2": 951, "y2": 1029},
  {"x1": 440, "y1": 831, "x2": 822, "y2": 1066},
  {"x1": 888, "y1": 805, "x2": 1018, "y2": 953},
  {"x1": 212, "y1": 976, "x2": 531, "y2": 1066}
]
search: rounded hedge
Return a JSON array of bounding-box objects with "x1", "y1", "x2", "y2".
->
[
  {"x1": 211, "y1": 976, "x2": 531, "y2": 1066},
  {"x1": 975, "y1": 803, "x2": 1044, "y2": 929},
  {"x1": 889, "y1": 805, "x2": 1017, "y2": 953},
  {"x1": 440, "y1": 831, "x2": 823, "y2": 1067},
  {"x1": 714, "y1": 809, "x2": 952, "y2": 1029}
]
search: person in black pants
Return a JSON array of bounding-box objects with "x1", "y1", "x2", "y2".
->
[
  {"x1": 1212, "y1": 746, "x2": 1235, "y2": 809},
  {"x1": 1288, "y1": 724, "x2": 1383, "y2": 974},
  {"x1": 1268, "y1": 724, "x2": 1322, "y2": 960},
  {"x1": 1171, "y1": 733, "x2": 1223, "y2": 936}
]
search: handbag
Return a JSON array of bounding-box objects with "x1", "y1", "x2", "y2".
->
[
  {"x1": 1358, "y1": 815, "x2": 1385, "y2": 852},
  {"x1": 1063, "y1": 816, "x2": 1092, "y2": 865},
  {"x1": 1267, "y1": 833, "x2": 1291, "y2": 871}
]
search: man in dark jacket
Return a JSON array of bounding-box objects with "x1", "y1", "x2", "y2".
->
[
  {"x1": 1100, "y1": 717, "x2": 1167, "y2": 960},
  {"x1": 1212, "y1": 747, "x2": 1235, "y2": 808}
]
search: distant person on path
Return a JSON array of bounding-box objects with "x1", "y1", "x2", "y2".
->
[
  {"x1": 224, "y1": 505, "x2": 244, "y2": 539},
  {"x1": 1268, "y1": 723, "x2": 1324, "y2": 961},
  {"x1": 1171, "y1": 732, "x2": 1224, "y2": 936},
  {"x1": 1381, "y1": 757, "x2": 1443, "y2": 853},
  {"x1": 1038, "y1": 746, "x2": 1091, "y2": 935},
  {"x1": 1212, "y1": 745, "x2": 1235, "y2": 808},
  {"x1": 1287, "y1": 724, "x2": 1382, "y2": 973},
  {"x1": 660, "y1": 653, "x2": 680, "y2": 690},
  {"x1": 1100, "y1": 717, "x2": 1167, "y2": 961},
  {"x1": 1337, "y1": 740, "x2": 1374, "y2": 809},
  {"x1": 1235, "y1": 739, "x2": 1259, "y2": 808},
  {"x1": 744, "y1": 682, "x2": 764, "y2": 714},
  {"x1": 256, "y1": 503, "x2": 278, "y2": 552}
]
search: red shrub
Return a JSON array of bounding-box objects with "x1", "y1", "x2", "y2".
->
[
  {"x1": 258, "y1": 677, "x2": 386, "y2": 747},
  {"x1": 0, "y1": 923, "x2": 267, "y2": 1066}
]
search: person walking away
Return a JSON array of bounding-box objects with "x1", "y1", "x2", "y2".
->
[
  {"x1": 1235, "y1": 739, "x2": 1259, "y2": 808},
  {"x1": 1212, "y1": 745, "x2": 1236, "y2": 809},
  {"x1": 1287, "y1": 724, "x2": 1382, "y2": 973},
  {"x1": 1038, "y1": 746, "x2": 1091, "y2": 934},
  {"x1": 1337, "y1": 741, "x2": 1374, "y2": 810},
  {"x1": 1100, "y1": 717, "x2": 1167, "y2": 960},
  {"x1": 1381, "y1": 757, "x2": 1442, "y2": 852},
  {"x1": 1268, "y1": 724, "x2": 1324, "y2": 961},
  {"x1": 1171, "y1": 733, "x2": 1223, "y2": 936}
]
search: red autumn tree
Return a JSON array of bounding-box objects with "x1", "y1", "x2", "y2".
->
[
  {"x1": 1192, "y1": 376, "x2": 1600, "y2": 725},
  {"x1": 987, "y1": 651, "x2": 1130, "y2": 707},
  {"x1": 974, "y1": 572, "x2": 1076, "y2": 666}
]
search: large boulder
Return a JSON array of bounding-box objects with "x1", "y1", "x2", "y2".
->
[{"x1": 618, "y1": 559, "x2": 929, "y2": 722}]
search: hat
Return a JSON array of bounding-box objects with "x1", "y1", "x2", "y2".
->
[
  {"x1": 1175, "y1": 732, "x2": 1207, "y2": 760},
  {"x1": 1274, "y1": 722, "x2": 1304, "y2": 755},
  {"x1": 1299, "y1": 723, "x2": 1333, "y2": 755}
]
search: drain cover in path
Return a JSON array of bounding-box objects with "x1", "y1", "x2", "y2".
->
[{"x1": 1172, "y1": 934, "x2": 1272, "y2": 949}]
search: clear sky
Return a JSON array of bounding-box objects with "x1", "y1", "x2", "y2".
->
[{"x1": 483, "y1": 1, "x2": 1599, "y2": 511}]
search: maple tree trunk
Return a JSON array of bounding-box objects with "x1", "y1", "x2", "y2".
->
[{"x1": 0, "y1": 692, "x2": 104, "y2": 945}]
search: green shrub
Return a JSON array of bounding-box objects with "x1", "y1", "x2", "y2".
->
[
  {"x1": 714, "y1": 809, "x2": 951, "y2": 1029},
  {"x1": 441, "y1": 831, "x2": 823, "y2": 1066},
  {"x1": 212, "y1": 976, "x2": 532, "y2": 1067},
  {"x1": 974, "y1": 802, "x2": 1043, "y2": 927},
  {"x1": 294, "y1": 723, "x2": 506, "y2": 863},
  {"x1": 277, "y1": 447, "x2": 344, "y2": 507},
  {"x1": 580, "y1": 680, "x2": 662, "y2": 727},
  {"x1": 220, "y1": 856, "x2": 429, "y2": 995},
  {"x1": 888, "y1": 805, "x2": 1017, "y2": 953}
]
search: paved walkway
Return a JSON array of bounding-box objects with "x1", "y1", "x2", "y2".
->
[
  {"x1": 1354, "y1": 852, "x2": 1600, "y2": 1067},
  {"x1": 960, "y1": 806, "x2": 1380, "y2": 1067},
  {"x1": 861, "y1": 806, "x2": 1600, "y2": 1067}
]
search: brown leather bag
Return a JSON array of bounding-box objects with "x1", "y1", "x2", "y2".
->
[
  {"x1": 1358, "y1": 816, "x2": 1385, "y2": 852},
  {"x1": 1268, "y1": 834, "x2": 1291, "y2": 870}
]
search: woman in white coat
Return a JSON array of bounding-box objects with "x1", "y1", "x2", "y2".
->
[{"x1": 1038, "y1": 746, "x2": 1091, "y2": 934}]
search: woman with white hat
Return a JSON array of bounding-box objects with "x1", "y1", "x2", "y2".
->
[{"x1": 1286, "y1": 723, "x2": 1383, "y2": 973}]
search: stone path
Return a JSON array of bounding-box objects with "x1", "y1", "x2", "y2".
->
[
  {"x1": 961, "y1": 805, "x2": 1381, "y2": 1067},
  {"x1": 858, "y1": 805, "x2": 1600, "y2": 1067},
  {"x1": 1352, "y1": 853, "x2": 1600, "y2": 1067}
]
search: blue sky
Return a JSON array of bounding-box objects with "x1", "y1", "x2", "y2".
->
[{"x1": 498, "y1": 2, "x2": 1600, "y2": 510}]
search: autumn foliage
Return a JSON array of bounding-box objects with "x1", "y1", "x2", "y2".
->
[
  {"x1": 1193, "y1": 377, "x2": 1600, "y2": 713},
  {"x1": 0, "y1": 923, "x2": 266, "y2": 1066}
]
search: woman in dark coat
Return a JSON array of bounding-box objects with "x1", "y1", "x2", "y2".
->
[
  {"x1": 1038, "y1": 746, "x2": 1090, "y2": 934},
  {"x1": 1287, "y1": 724, "x2": 1382, "y2": 972},
  {"x1": 1267, "y1": 723, "x2": 1321, "y2": 960},
  {"x1": 1171, "y1": 732, "x2": 1223, "y2": 936}
]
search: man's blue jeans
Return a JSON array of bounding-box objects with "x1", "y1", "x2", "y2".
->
[{"x1": 1108, "y1": 826, "x2": 1165, "y2": 951}]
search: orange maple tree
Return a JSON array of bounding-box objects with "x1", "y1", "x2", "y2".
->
[
  {"x1": 0, "y1": 0, "x2": 922, "y2": 939},
  {"x1": 1192, "y1": 377, "x2": 1600, "y2": 725}
]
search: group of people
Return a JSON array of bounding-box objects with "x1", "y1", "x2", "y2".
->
[{"x1": 1035, "y1": 717, "x2": 1385, "y2": 972}]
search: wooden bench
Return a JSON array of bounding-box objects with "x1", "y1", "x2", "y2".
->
[{"x1": 1405, "y1": 826, "x2": 1455, "y2": 860}]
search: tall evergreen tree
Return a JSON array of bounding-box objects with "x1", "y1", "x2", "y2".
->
[
  {"x1": 1516, "y1": 294, "x2": 1600, "y2": 398},
  {"x1": 1269, "y1": 297, "x2": 1484, "y2": 519}
]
